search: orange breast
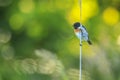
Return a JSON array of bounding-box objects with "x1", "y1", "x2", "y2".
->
[{"x1": 74, "y1": 29, "x2": 81, "y2": 32}]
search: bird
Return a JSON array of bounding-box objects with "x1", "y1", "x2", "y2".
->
[{"x1": 73, "y1": 22, "x2": 92, "y2": 45}]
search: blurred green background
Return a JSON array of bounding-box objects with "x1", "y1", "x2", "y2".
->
[{"x1": 0, "y1": 0, "x2": 120, "y2": 80}]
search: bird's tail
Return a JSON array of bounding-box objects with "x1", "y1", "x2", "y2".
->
[{"x1": 87, "y1": 40, "x2": 92, "y2": 45}]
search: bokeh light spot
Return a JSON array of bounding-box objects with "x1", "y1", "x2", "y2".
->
[
  {"x1": 21, "y1": 59, "x2": 37, "y2": 74},
  {"x1": 82, "y1": 1, "x2": 99, "y2": 22},
  {"x1": 103, "y1": 7, "x2": 119, "y2": 26},
  {"x1": 68, "y1": 4, "x2": 81, "y2": 24},
  {"x1": 26, "y1": 21, "x2": 43, "y2": 38},
  {"x1": 9, "y1": 14, "x2": 24, "y2": 30},
  {"x1": 68, "y1": 0, "x2": 99, "y2": 23},
  {"x1": 35, "y1": 49, "x2": 56, "y2": 59},
  {"x1": 37, "y1": 59, "x2": 56, "y2": 74},
  {"x1": 1, "y1": 45, "x2": 15, "y2": 60},
  {"x1": 67, "y1": 69, "x2": 92, "y2": 80},
  {"x1": 35, "y1": 49, "x2": 64, "y2": 75},
  {"x1": 19, "y1": 0, "x2": 35, "y2": 13},
  {"x1": 0, "y1": 29, "x2": 11, "y2": 43},
  {"x1": 67, "y1": 69, "x2": 79, "y2": 80}
]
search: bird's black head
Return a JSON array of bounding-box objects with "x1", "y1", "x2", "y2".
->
[{"x1": 73, "y1": 22, "x2": 81, "y2": 29}]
